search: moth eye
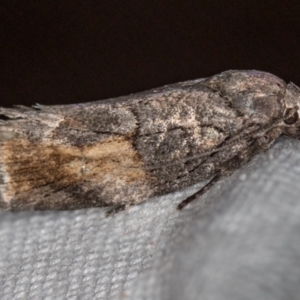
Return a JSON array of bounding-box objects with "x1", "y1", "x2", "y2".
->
[{"x1": 284, "y1": 108, "x2": 299, "y2": 125}]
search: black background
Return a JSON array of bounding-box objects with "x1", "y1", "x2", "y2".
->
[{"x1": 1, "y1": 1, "x2": 300, "y2": 107}]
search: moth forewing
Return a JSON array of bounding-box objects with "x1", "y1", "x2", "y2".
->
[{"x1": 1, "y1": 70, "x2": 300, "y2": 213}]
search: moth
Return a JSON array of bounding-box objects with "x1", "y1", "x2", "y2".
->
[{"x1": 1, "y1": 70, "x2": 300, "y2": 215}]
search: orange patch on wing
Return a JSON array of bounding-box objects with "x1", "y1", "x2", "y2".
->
[{"x1": 0, "y1": 136, "x2": 146, "y2": 203}]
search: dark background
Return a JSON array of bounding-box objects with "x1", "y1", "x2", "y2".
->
[{"x1": 1, "y1": 1, "x2": 300, "y2": 107}]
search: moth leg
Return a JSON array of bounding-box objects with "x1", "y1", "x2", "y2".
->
[
  {"x1": 177, "y1": 149, "x2": 244, "y2": 210},
  {"x1": 177, "y1": 174, "x2": 221, "y2": 210},
  {"x1": 176, "y1": 140, "x2": 258, "y2": 210},
  {"x1": 177, "y1": 153, "x2": 243, "y2": 210},
  {"x1": 105, "y1": 204, "x2": 127, "y2": 217}
]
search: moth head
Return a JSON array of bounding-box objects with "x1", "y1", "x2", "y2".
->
[{"x1": 282, "y1": 83, "x2": 300, "y2": 138}]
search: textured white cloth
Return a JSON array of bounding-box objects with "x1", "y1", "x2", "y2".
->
[{"x1": 1, "y1": 137, "x2": 300, "y2": 300}]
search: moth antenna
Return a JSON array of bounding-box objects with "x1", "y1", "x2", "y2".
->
[{"x1": 287, "y1": 82, "x2": 300, "y2": 93}]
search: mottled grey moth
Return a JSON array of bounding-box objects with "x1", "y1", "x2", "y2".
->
[{"x1": 0, "y1": 70, "x2": 299, "y2": 215}]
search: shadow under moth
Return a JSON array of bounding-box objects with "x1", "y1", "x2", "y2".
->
[{"x1": 1, "y1": 70, "x2": 300, "y2": 215}]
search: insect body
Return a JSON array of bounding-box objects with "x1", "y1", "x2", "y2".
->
[{"x1": 0, "y1": 70, "x2": 299, "y2": 214}]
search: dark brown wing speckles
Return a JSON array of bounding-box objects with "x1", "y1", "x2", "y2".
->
[{"x1": 1, "y1": 70, "x2": 300, "y2": 212}]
